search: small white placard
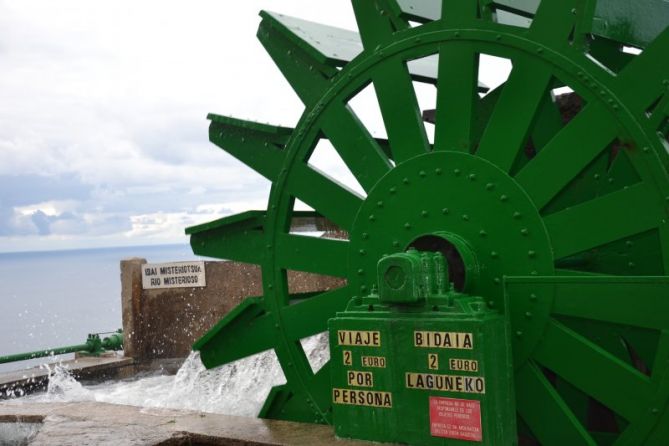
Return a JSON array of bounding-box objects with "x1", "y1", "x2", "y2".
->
[{"x1": 141, "y1": 261, "x2": 206, "y2": 289}]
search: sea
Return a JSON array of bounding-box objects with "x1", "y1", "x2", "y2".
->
[
  {"x1": 0, "y1": 244, "x2": 329, "y2": 419},
  {"x1": 0, "y1": 244, "x2": 201, "y2": 373}
]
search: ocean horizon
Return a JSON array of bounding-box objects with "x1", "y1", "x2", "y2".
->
[{"x1": 0, "y1": 243, "x2": 206, "y2": 373}]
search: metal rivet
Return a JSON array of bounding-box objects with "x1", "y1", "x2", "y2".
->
[
  {"x1": 494, "y1": 277, "x2": 501, "y2": 284},
  {"x1": 404, "y1": 223, "x2": 412, "y2": 229},
  {"x1": 435, "y1": 168, "x2": 442, "y2": 175},
  {"x1": 491, "y1": 251, "x2": 499, "y2": 258},
  {"x1": 500, "y1": 194, "x2": 508, "y2": 202},
  {"x1": 266, "y1": 244, "x2": 272, "y2": 249},
  {"x1": 421, "y1": 210, "x2": 429, "y2": 217},
  {"x1": 495, "y1": 34, "x2": 501, "y2": 40},
  {"x1": 536, "y1": 47, "x2": 543, "y2": 53},
  {"x1": 468, "y1": 173, "x2": 476, "y2": 181},
  {"x1": 442, "y1": 208, "x2": 450, "y2": 215},
  {"x1": 488, "y1": 300, "x2": 495, "y2": 307},
  {"x1": 520, "y1": 228, "x2": 529, "y2": 236},
  {"x1": 479, "y1": 230, "x2": 487, "y2": 237},
  {"x1": 419, "y1": 170, "x2": 426, "y2": 177},
  {"x1": 628, "y1": 261, "x2": 635, "y2": 268},
  {"x1": 377, "y1": 201, "x2": 384, "y2": 208},
  {"x1": 369, "y1": 214, "x2": 376, "y2": 221},
  {"x1": 390, "y1": 186, "x2": 397, "y2": 194},
  {"x1": 626, "y1": 240, "x2": 633, "y2": 247},
  {"x1": 403, "y1": 177, "x2": 410, "y2": 184},
  {"x1": 362, "y1": 232, "x2": 369, "y2": 240},
  {"x1": 454, "y1": 169, "x2": 461, "y2": 176},
  {"x1": 516, "y1": 331, "x2": 523, "y2": 337},
  {"x1": 357, "y1": 269, "x2": 364, "y2": 275},
  {"x1": 528, "y1": 250, "x2": 536, "y2": 258},
  {"x1": 462, "y1": 214, "x2": 470, "y2": 221},
  {"x1": 530, "y1": 293, "x2": 537, "y2": 301},
  {"x1": 359, "y1": 249, "x2": 366, "y2": 256},
  {"x1": 486, "y1": 183, "x2": 494, "y2": 190},
  {"x1": 642, "y1": 147, "x2": 650, "y2": 153},
  {"x1": 525, "y1": 312, "x2": 532, "y2": 318},
  {"x1": 392, "y1": 240, "x2": 400, "y2": 247},
  {"x1": 454, "y1": 31, "x2": 460, "y2": 37},
  {"x1": 360, "y1": 286, "x2": 368, "y2": 293}
]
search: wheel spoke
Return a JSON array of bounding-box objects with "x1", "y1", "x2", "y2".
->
[
  {"x1": 516, "y1": 361, "x2": 596, "y2": 446},
  {"x1": 515, "y1": 102, "x2": 618, "y2": 210},
  {"x1": 543, "y1": 182, "x2": 662, "y2": 259},
  {"x1": 320, "y1": 103, "x2": 392, "y2": 192},
  {"x1": 614, "y1": 27, "x2": 669, "y2": 115},
  {"x1": 276, "y1": 233, "x2": 348, "y2": 277},
  {"x1": 371, "y1": 57, "x2": 431, "y2": 162},
  {"x1": 533, "y1": 320, "x2": 654, "y2": 421},
  {"x1": 286, "y1": 164, "x2": 363, "y2": 232},
  {"x1": 281, "y1": 286, "x2": 352, "y2": 341},
  {"x1": 551, "y1": 277, "x2": 669, "y2": 330},
  {"x1": 475, "y1": 57, "x2": 553, "y2": 172},
  {"x1": 434, "y1": 43, "x2": 480, "y2": 152}
]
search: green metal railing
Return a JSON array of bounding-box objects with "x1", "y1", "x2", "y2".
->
[{"x1": 0, "y1": 329, "x2": 123, "y2": 365}]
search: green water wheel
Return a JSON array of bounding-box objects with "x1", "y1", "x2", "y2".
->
[{"x1": 188, "y1": 1, "x2": 669, "y2": 444}]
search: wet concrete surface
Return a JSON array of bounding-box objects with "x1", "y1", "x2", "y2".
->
[{"x1": 0, "y1": 401, "x2": 389, "y2": 445}]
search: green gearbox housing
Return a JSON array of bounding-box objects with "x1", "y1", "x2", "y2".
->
[{"x1": 329, "y1": 250, "x2": 515, "y2": 445}]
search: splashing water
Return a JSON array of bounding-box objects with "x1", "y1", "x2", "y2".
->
[{"x1": 21, "y1": 333, "x2": 329, "y2": 417}]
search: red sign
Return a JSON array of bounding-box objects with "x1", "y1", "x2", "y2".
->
[{"x1": 429, "y1": 396, "x2": 482, "y2": 442}]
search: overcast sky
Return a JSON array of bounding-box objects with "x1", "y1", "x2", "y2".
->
[
  {"x1": 1, "y1": 1, "x2": 511, "y2": 253},
  {"x1": 0, "y1": 1, "x2": 362, "y2": 252}
]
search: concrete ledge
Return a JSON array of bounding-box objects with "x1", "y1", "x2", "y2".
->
[
  {"x1": 0, "y1": 356, "x2": 134, "y2": 398},
  {"x1": 0, "y1": 401, "x2": 388, "y2": 445}
]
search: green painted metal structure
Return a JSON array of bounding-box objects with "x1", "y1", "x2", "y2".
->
[
  {"x1": 187, "y1": 0, "x2": 669, "y2": 443},
  {"x1": 329, "y1": 250, "x2": 516, "y2": 444},
  {"x1": 0, "y1": 330, "x2": 123, "y2": 365}
]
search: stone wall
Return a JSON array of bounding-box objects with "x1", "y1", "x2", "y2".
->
[{"x1": 121, "y1": 259, "x2": 344, "y2": 363}]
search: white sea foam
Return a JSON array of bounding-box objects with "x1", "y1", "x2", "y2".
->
[{"x1": 19, "y1": 332, "x2": 329, "y2": 417}]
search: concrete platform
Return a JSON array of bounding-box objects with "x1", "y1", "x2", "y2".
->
[
  {"x1": 0, "y1": 356, "x2": 134, "y2": 398},
  {"x1": 0, "y1": 401, "x2": 387, "y2": 445}
]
